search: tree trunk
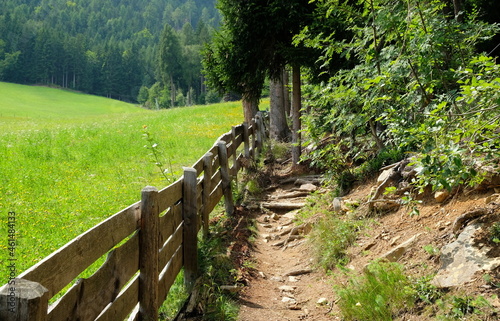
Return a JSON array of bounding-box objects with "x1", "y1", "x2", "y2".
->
[
  {"x1": 270, "y1": 73, "x2": 290, "y2": 142},
  {"x1": 242, "y1": 95, "x2": 259, "y2": 124},
  {"x1": 283, "y1": 69, "x2": 291, "y2": 117},
  {"x1": 291, "y1": 65, "x2": 302, "y2": 167},
  {"x1": 452, "y1": 0, "x2": 463, "y2": 22}
]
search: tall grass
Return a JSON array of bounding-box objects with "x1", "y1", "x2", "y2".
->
[
  {"x1": 335, "y1": 261, "x2": 416, "y2": 320},
  {"x1": 0, "y1": 85, "x2": 243, "y2": 284}
]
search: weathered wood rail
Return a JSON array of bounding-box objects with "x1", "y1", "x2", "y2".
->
[{"x1": 0, "y1": 112, "x2": 267, "y2": 321}]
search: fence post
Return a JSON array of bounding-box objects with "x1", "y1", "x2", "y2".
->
[
  {"x1": 217, "y1": 141, "x2": 235, "y2": 216},
  {"x1": 183, "y1": 167, "x2": 198, "y2": 290},
  {"x1": 202, "y1": 153, "x2": 213, "y2": 238},
  {"x1": 0, "y1": 278, "x2": 48, "y2": 321},
  {"x1": 139, "y1": 186, "x2": 159, "y2": 321},
  {"x1": 243, "y1": 122, "x2": 250, "y2": 158},
  {"x1": 231, "y1": 126, "x2": 239, "y2": 179}
]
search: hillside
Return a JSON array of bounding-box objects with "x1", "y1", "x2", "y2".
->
[
  {"x1": 233, "y1": 156, "x2": 500, "y2": 320},
  {"x1": 0, "y1": 82, "x2": 142, "y2": 120}
]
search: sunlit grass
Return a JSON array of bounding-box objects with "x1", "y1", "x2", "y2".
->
[{"x1": 0, "y1": 86, "x2": 244, "y2": 285}]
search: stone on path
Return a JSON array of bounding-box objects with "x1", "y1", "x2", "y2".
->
[{"x1": 379, "y1": 233, "x2": 421, "y2": 262}]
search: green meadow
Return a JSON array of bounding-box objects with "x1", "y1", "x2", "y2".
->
[{"x1": 0, "y1": 82, "x2": 244, "y2": 285}]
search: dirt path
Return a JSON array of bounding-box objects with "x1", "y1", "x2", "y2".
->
[{"x1": 237, "y1": 179, "x2": 335, "y2": 321}]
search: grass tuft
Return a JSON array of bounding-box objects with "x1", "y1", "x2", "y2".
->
[{"x1": 335, "y1": 261, "x2": 416, "y2": 321}]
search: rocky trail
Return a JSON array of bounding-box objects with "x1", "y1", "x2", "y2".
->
[{"x1": 237, "y1": 174, "x2": 335, "y2": 321}]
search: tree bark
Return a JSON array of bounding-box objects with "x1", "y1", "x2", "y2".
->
[
  {"x1": 242, "y1": 94, "x2": 259, "y2": 124},
  {"x1": 283, "y1": 69, "x2": 291, "y2": 117},
  {"x1": 452, "y1": 0, "x2": 463, "y2": 22},
  {"x1": 291, "y1": 65, "x2": 302, "y2": 167},
  {"x1": 270, "y1": 72, "x2": 290, "y2": 141}
]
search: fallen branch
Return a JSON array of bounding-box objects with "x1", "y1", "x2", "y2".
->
[
  {"x1": 280, "y1": 175, "x2": 323, "y2": 185},
  {"x1": 262, "y1": 202, "x2": 306, "y2": 210},
  {"x1": 270, "y1": 191, "x2": 311, "y2": 199},
  {"x1": 366, "y1": 199, "x2": 402, "y2": 205},
  {"x1": 273, "y1": 235, "x2": 303, "y2": 247},
  {"x1": 285, "y1": 268, "x2": 313, "y2": 276}
]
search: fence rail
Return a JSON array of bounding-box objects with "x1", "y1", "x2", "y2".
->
[{"x1": 0, "y1": 112, "x2": 267, "y2": 321}]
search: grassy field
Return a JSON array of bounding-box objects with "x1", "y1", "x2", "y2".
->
[{"x1": 0, "y1": 82, "x2": 244, "y2": 286}]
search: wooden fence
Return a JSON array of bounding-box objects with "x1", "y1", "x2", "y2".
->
[{"x1": 0, "y1": 112, "x2": 267, "y2": 321}]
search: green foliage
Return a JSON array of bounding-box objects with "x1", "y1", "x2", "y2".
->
[
  {"x1": 299, "y1": 0, "x2": 500, "y2": 190},
  {"x1": 411, "y1": 143, "x2": 479, "y2": 192},
  {"x1": 198, "y1": 215, "x2": 242, "y2": 321},
  {"x1": 422, "y1": 244, "x2": 440, "y2": 257},
  {"x1": 158, "y1": 272, "x2": 189, "y2": 319},
  {"x1": 414, "y1": 275, "x2": 442, "y2": 305},
  {"x1": 490, "y1": 222, "x2": 500, "y2": 244},
  {"x1": 438, "y1": 295, "x2": 491, "y2": 320},
  {"x1": 302, "y1": 193, "x2": 364, "y2": 269},
  {"x1": 335, "y1": 261, "x2": 416, "y2": 321}
]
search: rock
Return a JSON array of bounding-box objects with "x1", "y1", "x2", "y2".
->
[
  {"x1": 377, "y1": 169, "x2": 394, "y2": 186},
  {"x1": 271, "y1": 213, "x2": 280, "y2": 221},
  {"x1": 432, "y1": 223, "x2": 500, "y2": 288},
  {"x1": 262, "y1": 234, "x2": 272, "y2": 240},
  {"x1": 279, "y1": 285, "x2": 297, "y2": 292},
  {"x1": 380, "y1": 234, "x2": 421, "y2": 262},
  {"x1": 270, "y1": 276, "x2": 284, "y2": 282},
  {"x1": 317, "y1": 298, "x2": 329, "y2": 305},
  {"x1": 299, "y1": 183, "x2": 317, "y2": 192},
  {"x1": 282, "y1": 297, "x2": 296, "y2": 303},
  {"x1": 288, "y1": 276, "x2": 299, "y2": 282},
  {"x1": 333, "y1": 197, "x2": 343, "y2": 213},
  {"x1": 258, "y1": 271, "x2": 266, "y2": 279},
  {"x1": 435, "y1": 190, "x2": 450, "y2": 203}
]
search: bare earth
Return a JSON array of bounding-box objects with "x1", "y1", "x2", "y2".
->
[
  {"x1": 237, "y1": 164, "x2": 500, "y2": 321},
  {"x1": 238, "y1": 179, "x2": 335, "y2": 321}
]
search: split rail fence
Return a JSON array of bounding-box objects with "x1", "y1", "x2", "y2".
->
[{"x1": 0, "y1": 112, "x2": 267, "y2": 321}]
